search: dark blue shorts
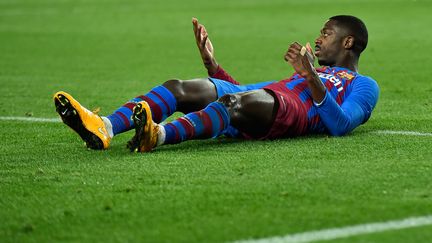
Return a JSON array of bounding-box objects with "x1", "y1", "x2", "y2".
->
[{"x1": 209, "y1": 78, "x2": 275, "y2": 98}]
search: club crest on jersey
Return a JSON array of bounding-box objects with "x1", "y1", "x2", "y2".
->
[
  {"x1": 318, "y1": 73, "x2": 343, "y2": 92},
  {"x1": 337, "y1": 71, "x2": 355, "y2": 80}
]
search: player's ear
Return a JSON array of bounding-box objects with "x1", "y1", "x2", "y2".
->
[{"x1": 343, "y1": 36, "x2": 355, "y2": 50}]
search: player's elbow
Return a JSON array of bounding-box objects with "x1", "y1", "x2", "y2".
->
[
  {"x1": 327, "y1": 123, "x2": 353, "y2": 136},
  {"x1": 328, "y1": 123, "x2": 359, "y2": 136},
  {"x1": 328, "y1": 129, "x2": 349, "y2": 137},
  {"x1": 325, "y1": 116, "x2": 357, "y2": 137}
]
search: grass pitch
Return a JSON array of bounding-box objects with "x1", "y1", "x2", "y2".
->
[{"x1": 1, "y1": 0, "x2": 432, "y2": 242}]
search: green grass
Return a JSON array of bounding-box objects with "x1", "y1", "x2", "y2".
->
[{"x1": 1, "y1": 0, "x2": 432, "y2": 242}]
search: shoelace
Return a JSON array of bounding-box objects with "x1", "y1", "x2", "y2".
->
[{"x1": 92, "y1": 107, "x2": 101, "y2": 115}]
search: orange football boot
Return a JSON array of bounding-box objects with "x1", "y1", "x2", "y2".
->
[
  {"x1": 53, "y1": 91, "x2": 111, "y2": 149},
  {"x1": 127, "y1": 101, "x2": 159, "y2": 152}
]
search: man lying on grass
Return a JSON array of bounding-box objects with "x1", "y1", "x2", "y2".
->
[{"x1": 54, "y1": 15, "x2": 379, "y2": 152}]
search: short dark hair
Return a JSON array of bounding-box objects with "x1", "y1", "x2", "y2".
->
[{"x1": 329, "y1": 15, "x2": 368, "y2": 57}]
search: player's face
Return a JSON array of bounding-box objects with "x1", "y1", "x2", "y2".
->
[{"x1": 314, "y1": 20, "x2": 346, "y2": 66}]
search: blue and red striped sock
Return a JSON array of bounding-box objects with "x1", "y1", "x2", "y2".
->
[
  {"x1": 162, "y1": 102, "x2": 230, "y2": 144},
  {"x1": 106, "y1": 85, "x2": 176, "y2": 135}
]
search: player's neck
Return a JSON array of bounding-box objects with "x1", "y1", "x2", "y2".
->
[
  {"x1": 336, "y1": 63, "x2": 358, "y2": 72},
  {"x1": 334, "y1": 55, "x2": 359, "y2": 72}
]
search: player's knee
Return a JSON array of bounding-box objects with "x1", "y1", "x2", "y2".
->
[
  {"x1": 162, "y1": 79, "x2": 186, "y2": 101},
  {"x1": 218, "y1": 94, "x2": 240, "y2": 113}
]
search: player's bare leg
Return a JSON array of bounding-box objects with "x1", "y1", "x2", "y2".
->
[
  {"x1": 218, "y1": 89, "x2": 276, "y2": 138},
  {"x1": 162, "y1": 78, "x2": 218, "y2": 114}
]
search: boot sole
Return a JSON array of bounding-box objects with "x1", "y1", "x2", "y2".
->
[
  {"x1": 127, "y1": 103, "x2": 151, "y2": 152},
  {"x1": 54, "y1": 93, "x2": 104, "y2": 150}
]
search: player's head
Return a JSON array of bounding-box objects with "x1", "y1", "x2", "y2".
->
[{"x1": 314, "y1": 15, "x2": 368, "y2": 67}]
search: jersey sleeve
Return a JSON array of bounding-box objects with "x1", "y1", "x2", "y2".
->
[
  {"x1": 315, "y1": 76, "x2": 380, "y2": 136},
  {"x1": 209, "y1": 65, "x2": 240, "y2": 85}
]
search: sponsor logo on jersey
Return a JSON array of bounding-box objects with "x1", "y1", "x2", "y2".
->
[{"x1": 318, "y1": 73, "x2": 343, "y2": 92}]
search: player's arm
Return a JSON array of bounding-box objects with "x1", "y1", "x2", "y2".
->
[
  {"x1": 315, "y1": 78, "x2": 379, "y2": 135},
  {"x1": 192, "y1": 18, "x2": 218, "y2": 76},
  {"x1": 192, "y1": 18, "x2": 239, "y2": 84}
]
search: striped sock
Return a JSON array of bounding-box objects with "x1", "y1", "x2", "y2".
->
[
  {"x1": 106, "y1": 85, "x2": 176, "y2": 135},
  {"x1": 162, "y1": 102, "x2": 230, "y2": 144}
]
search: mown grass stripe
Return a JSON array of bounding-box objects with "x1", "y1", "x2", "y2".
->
[{"x1": 235, "y1": 215, "x2": 432, "y2": 243}]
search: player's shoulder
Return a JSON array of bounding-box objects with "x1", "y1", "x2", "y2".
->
[
  {"x1": 352, "y1": 72, "x2": 380, "y2": 97},
  {"x1": 354, "y1": 73, "x2": 377, "y2": 83},
  {"x1": 353, "y1": 73, "x2": 379, "y2": 89}
]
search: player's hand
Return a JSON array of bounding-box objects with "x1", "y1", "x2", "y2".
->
[
  {"x1": 285, "y1": 42, "x2": 326, "y2": 103},
  {"x1": 192, "y1": 17, "x2": 218, "y2": 75},
  {"x1": 284, "y1": 42, "x2": 316, "y2": 78}
]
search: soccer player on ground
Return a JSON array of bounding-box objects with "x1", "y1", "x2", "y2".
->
[{"x1": 53, "y1": 15, "x2": 379, "y2": 152}]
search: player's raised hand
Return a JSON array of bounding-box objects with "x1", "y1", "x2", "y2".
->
[
  {"x1": 284, "y1": 42, "x2": 316, "y2": 78},
  {"x1": 192, "y1": 17, "x2": 218, "y2": 75},
  {"x1": 285, "y1": 42, "x2": 326, "y2": 103}
]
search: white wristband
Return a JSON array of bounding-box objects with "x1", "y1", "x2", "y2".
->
[{"x1": 313, "y1": 94, "x2": 327, "y2": 107}]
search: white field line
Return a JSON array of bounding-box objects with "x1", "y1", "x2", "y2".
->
[
  {"x1": 0, "y1": 116, "x2": 60, "y2": 123},
  {"x1": 234, "y1": 215, "x2": 432, "y2": 243},
  {"x1": 372, "y1": 130, "x2": 432, "y2": 136},
  {"x1": 0, "y1": 116, "x2": 431, "y2": 137}
]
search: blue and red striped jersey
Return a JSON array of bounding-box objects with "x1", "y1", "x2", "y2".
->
[{"x1": 270, "y1": 66, "x2": 379, "y2": 135}]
